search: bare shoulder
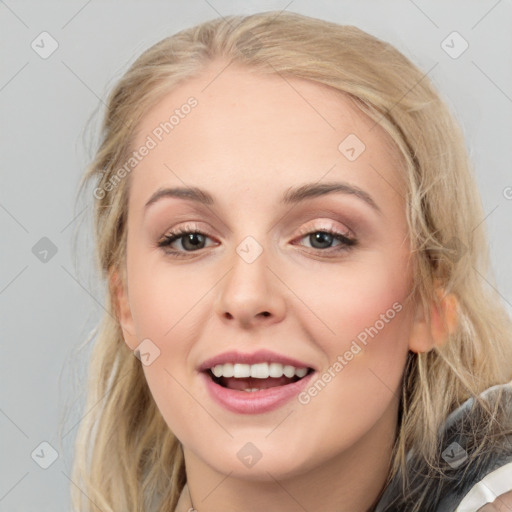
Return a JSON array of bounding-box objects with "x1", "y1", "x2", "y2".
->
[{"x1": 477, "y1": 490, "x2": 512, "y2": 511}]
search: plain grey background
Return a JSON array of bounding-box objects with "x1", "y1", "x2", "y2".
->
[{"x1": 1, "y1": 1, "x2": 511, "y2": 510}]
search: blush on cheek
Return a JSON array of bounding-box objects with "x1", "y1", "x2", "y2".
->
[{"x1": 328, "y1": 292, "x2": 410, "y2": 375}]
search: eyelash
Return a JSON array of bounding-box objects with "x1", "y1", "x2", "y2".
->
[{"x1": 157, "y1": 223, "x2": 357, "y2": 258}]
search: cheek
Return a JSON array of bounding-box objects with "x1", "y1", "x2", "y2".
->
[
  {"x1": 127, "y1": 249, "x2": 205, "y2": 339},
  {"x1": 309, "y1": 253, "x2": 411, "y2": 348},
  {"x1": 299, "y1": 249, "x2": 414, "y2": 412},
  {"x1": 128, "y1": 257, "x2": 203, "y2": 438},
  {"x1": 296, "y1": 275, "x2": 412, "y2": 452}
]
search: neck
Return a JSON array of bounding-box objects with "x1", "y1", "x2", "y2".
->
[{"x1": 174, "y1": 402, "x2": 398, "y2": 512}]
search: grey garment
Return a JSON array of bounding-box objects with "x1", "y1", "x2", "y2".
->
[{"x1": 374, "y1": 383, "x2": 512, "y2": 512}]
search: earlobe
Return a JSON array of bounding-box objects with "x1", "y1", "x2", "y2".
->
[
  {"x1": 109, "y1": 267, "x2": 138, "y2": 350},
  {"x1": 408, "y1": 286, "x2": 459, "y2": 354}
]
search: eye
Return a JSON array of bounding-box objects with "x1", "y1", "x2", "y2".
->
[
  {"x1": 294, "y1": 225, "x2": 357, "y2": 254},
  {"x1": 157, "y1": 223, "x2": 357, "y2": 258},
  {"x1": 157, "y1": 223, "x2": 216, "y2": 257}
]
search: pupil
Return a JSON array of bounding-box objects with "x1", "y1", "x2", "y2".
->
[
  {"x1": 310, "y1": 232, "x2": 332, "y2": 249},
  {"x1": 183, "y1": 233, "x2": 204, "y2": 250}
]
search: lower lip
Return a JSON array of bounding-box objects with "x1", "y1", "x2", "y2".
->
[{"x1": 200, "y1": 371, "x2": 316, "y2": 414}]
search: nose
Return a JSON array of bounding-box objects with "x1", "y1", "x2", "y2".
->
[{"x1": 214, "y1": 243, "x2": 286, "y2": 330}]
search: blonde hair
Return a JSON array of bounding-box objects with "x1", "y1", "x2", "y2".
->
[{"x1": 71, "y1": 11, "x2": 512, "y2": 512}]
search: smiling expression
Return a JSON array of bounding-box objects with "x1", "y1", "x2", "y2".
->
[{"x1": 115, "y1": 59, "x2": 425, "y2": 481}]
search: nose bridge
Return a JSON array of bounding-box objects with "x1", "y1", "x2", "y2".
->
[{"x1": 214, "y1": 232, "x2": 286, "y2": 328}]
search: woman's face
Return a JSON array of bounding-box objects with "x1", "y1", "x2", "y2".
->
[{"x1": 116, "y1": 60, "x2": 427, "y2": 482}]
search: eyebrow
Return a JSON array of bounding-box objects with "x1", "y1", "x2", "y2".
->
[{"x1": 144, "y1": 181, "x2": 381, "y2": 214}]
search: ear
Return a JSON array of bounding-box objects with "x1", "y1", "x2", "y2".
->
[
  {"x1": 109, "y1": 267, "x2": 138, "y2": 351},
  {"x1": 408, "y1": 283, "x2": 459, "y2": 354}
]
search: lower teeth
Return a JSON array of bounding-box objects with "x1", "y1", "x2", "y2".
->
[{"x1": 243, "y1": 388, "x2": 260, "y2": 392}]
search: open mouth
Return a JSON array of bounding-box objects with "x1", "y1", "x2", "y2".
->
[{"x1": 205, "y1": 367, "x2": 315, "y2": 392}]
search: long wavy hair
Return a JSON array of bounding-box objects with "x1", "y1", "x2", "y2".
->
[{"x1": 71, "y1": 11, "x2": 512, "y2": 512}]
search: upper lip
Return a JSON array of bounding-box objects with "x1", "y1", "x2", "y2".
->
[{"x1": 198, "y1": 349, "x2": 315, "y2": 372}]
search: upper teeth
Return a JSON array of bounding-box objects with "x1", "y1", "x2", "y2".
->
[{"x1": 210, "y1": 362, "x2": 309, "y2": 379}]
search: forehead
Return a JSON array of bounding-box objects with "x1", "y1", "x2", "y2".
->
[{"x1": 128, "y1": 60, "x2": 404, "y2": 216}]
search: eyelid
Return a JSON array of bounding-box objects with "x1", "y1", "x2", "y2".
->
[
  {"x1": 161, "y1": 221, "x2": 210, "y2": 237},
  {"x1": 295, "y1": 219, "x2": 354, "y2": 239},
  {"x1": 158, "y1": 221, "x2": 215, "y2": 245}
]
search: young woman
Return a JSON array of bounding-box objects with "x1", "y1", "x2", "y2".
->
[{"x1": 72, "y1": 11, "x2": 512, "y2": 512}]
